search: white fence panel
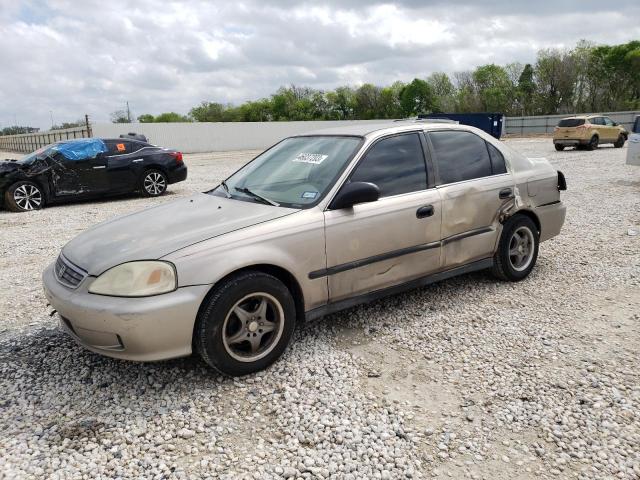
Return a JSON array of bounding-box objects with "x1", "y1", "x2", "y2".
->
[
  {"x1": 92, "y1": 120, "x2": 389, "y2": 153},
  {"x1": 505, "y1": 111, "x2": 640, "y2": 135}
]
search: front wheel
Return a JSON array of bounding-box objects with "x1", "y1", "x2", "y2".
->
[
  {"x1": 613, "y1": 135, "x2": 625, "y2": 148},
  {"x1": 4, "y1": 181, "x2": 45, "y2": 212},
  {"x1": 194, "y1": 271, "x2": 296, "y2": 376},
  {"x1": 140, "y1": 169, "x2": 168, "y2": 197},
  {"x1": 492, "y1": 215, "x2": 539, "y2": 282}
]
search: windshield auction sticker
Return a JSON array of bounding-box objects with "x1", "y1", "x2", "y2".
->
[{"x1": 293, "y1": 153, "x2": 328, "y2": 165}]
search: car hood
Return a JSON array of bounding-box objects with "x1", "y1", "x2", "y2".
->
[{"x1": 62, "y1": 193, "x2": 298, "y2": 275}]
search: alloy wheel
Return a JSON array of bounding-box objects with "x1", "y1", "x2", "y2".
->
[
  {"x1": 508, "y1": 226, "x2": 535, "y2": 272},
  {"x1": 13, "y1": 184, "x2": 42, "y2": 211},
  {"x1": 143, "y1": 172, "x2": 166, "y2": 195},
  {"x1": 222, "y1": 292, "x2": 285, "y2": 362}
]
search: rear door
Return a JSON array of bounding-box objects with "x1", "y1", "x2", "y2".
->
[
  {"x1": 627, "y1": 117, "x2": 640, "y2": 166},
  {"x1": 104, "y1": 140, "x2": 146, "y2": 192},
  {"x1": 323, "y1": 132, "x2": 442, "y2": 302},
  {"x1": 427, "y1": 129, "x2": 513, "y2": 268},
  {"x1": 590, "y1": 117, "x2": 608, "y2": 140}
]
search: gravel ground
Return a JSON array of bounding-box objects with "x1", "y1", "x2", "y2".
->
[{"x1": 0, "y1": 139, "x2": 639, "y2": 480}]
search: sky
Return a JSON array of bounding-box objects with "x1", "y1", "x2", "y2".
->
[{"x1": 1, "y1": 0, "x2": 639, "y2": 129}]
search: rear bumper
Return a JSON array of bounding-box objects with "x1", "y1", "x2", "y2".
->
[
  {"x1": 167, "y1": 164, "x2": 188, "y2": 184},
  {"x1": 553, "y1": 139, "x2": 589, "y2": 146},
  {"x1": 536, "y1": 202, "x2": 566, "y2": 242},
  {"x1": 42, "y1": 263, "x2": 209, "y2": 361}
]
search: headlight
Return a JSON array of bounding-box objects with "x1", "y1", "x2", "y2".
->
[{"x1": 88, "y1": 261, "x2": 177, "y2": 297}]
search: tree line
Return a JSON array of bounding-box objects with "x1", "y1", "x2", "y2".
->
[{"x1": 128, "y1": 40, "x2": 638, "y2": 124}]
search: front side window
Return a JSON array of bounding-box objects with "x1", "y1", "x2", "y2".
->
[
  {"x1": 214, "y1": 136, "x2": 362, "y2": 208},
  {"x1": 591, "y1": 117, "x2": 604, "y2": 126},
  {"x1": 349, "y1": 133, "x2": 427, "y2": 198},
  {"x1": 429, "y1": 130, "x2": 493, "y2": 184},
  {"x1": 603, "y1": 117, "x2": 614, "y2": 126}
]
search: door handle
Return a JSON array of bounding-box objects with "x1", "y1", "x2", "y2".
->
[
  {"x1": 499, "y1": 188, "x2": 513, "y2": 199},
  {"x1": 416, "y1": 205, "x2": 434, "y2": 218},
  {"x1": 92, "y1": 166, "x2": 106, "y2": 169}
]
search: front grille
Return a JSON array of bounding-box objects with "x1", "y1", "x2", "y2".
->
[{"x1": 55, "y1": 254, "x2": 88, "y2": 289}]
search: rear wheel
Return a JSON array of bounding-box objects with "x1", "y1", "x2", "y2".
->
[
  {"x1": 492, "y1": 215, "x2": 539, "y2": 282},
  {"x1": 586, "y1": 135, "x2": 599, "y2": 151},
  {"x1": 554, "y1": 144, "x2": 565, "y2": 151},
  {"x1": 614, "y1": 135, "x2": 625, "y2": 148},
  {"x1": 194, "y1": 271, "x2": 296, "y2": 376},
  {"x1": 4, "y1": 181, "x2": 45, "y2": 212},
  {"x1": 140, "y1": 169, "x2": 167, "y2": 197}
]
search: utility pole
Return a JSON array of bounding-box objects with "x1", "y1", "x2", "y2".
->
[
  {"x1": 49, "y1": 110, "x2": 54, "y2": 129},
  {"x1": 126, "y1": 101, "x2": 131, "y2": 123}
]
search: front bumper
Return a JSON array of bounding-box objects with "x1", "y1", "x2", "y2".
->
[{"x1": 43, "y1": 263, "x2": 210, "y2": 361}]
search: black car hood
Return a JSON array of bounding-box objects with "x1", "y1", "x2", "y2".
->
[{"x1": 0, "y1": 160, "x2": 23, "y2": 174}]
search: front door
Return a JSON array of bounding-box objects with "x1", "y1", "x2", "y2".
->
[
  {"x1": 427, "y1": 129, "x2": 514, "y2": 268},
  {"x1": 49, "y1": 152, "x2": 108, "y2": 197},
  {"x1": 323, "y1": 132, "x2": 442, "y2": 302}
]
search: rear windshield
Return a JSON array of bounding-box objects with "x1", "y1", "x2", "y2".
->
[{"x1": 558, "y1": 119, "x2": 585, "y2": 128}]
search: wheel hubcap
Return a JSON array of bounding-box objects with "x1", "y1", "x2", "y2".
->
[
  {"x1": 144, "y1": 172, "x2": 166, "y2": 195},
  {"x1": 508, "y1": 226, "x2": 535, "y2": 272},
  {"x1": 222, "y1": 292, "x2": 285, "y2": 363},
  {"x1": 13, "y1": 185, "x2": 42, "y2": 211}
]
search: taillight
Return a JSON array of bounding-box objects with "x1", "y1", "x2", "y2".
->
[
  {"x1": 171, "y1": 151, "x2": 183, "y2": 164},
  {"x1": 554, "y1": 126, "x2": 559, "y2": 131}
]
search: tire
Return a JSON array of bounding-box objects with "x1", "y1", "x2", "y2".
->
[
  {"x1": 613, "y1": 135, "x2": 625, "y2": 148},
  {"x1": 140, "y1": 169, "x2": 168, "y2": 197},
  {"x1": 554, "y1": 144, "x2": 565, "y2": 151},
  {"x1": 194, "y1": 271, "x2": 296, "y2": 376},
  {"x1": 492, "y1": 214, "x2": 539, "y2": 282},
  {"x1": 4, "y1": 181, "x2": 45, "y2": 212},
  {"x1": 586, "y1": 135, "x2": 599, "y2": 151}
]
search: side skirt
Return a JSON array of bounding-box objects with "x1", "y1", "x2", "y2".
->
[{"x1": 305, "y1": 257, "x2": 494, "y2": 321}]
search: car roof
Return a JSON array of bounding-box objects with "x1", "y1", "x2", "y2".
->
[
  {"x1": 296, "y1": 120, "x2": 464, "y2": 138},
  {"x1": 561, "y1": 115, "x2": 606, "y2": 120}
]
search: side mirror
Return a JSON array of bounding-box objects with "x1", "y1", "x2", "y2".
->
[{"x1": 330, "y1": 181, "x2": 380, "y2": 209}]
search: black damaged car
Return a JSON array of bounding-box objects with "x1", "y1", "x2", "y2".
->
[{"x1": 0, "y1": 137, "x2": 187, "y2": 212}]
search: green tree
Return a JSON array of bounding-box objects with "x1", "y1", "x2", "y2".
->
[
  {"x1": 427, "y1": 72, "x2": 455, "y2": 112},
  {"x1": 354, "y1": 84, "x2": 384, "y2": 119},
  {"x1": 153, "y1": 112, "x2": 191, "y2": 122},
  {"x1": 517, "y1": 64, "x2": 535, "y2": 115},
  {"x1": 472, "y1": 64, "x2": 514, "y2": 113},
  {"x1": 137, "y1": 114, "x2": 155, "y2": 123},
  {"x1": 399, "y1": 78, "x2": 436, "y2": 116},
  {"x1": 110, "y1": 110, "x2": 130, "y2": 123}
]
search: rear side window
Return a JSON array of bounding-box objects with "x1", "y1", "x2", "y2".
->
[
  {"x1": 486, "y1": 142, "x2": 507, "y2": 174},
  {"x1": 429, "y1": 130, "x2": 493, "y2": 184},
  {"x1": 558, "y1": 119, "x2": 585, "y2": 127},
  {"x1": 350, "y1": 133, "x2": 427, "y2": 197}
]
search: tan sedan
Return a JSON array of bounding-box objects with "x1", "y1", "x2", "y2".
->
[{"x1": 43, "y1": 121, "x2": 567, "y2": 376}]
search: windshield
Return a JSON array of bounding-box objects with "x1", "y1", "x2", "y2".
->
[
  {"x1": 19, "y1": 144, "x2": 58, "y2": 164},
  {"x1": 213, "y1": 135, "x2": 363, "y2": 208}
]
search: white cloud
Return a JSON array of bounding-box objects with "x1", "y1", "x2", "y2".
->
[{"x1": 0, "y1": 0, "x2": 639, "y2": 129}]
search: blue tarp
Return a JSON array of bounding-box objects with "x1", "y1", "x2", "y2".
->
[{"x1": 52, "y1": 138, "x2": 107, "y2": 161}]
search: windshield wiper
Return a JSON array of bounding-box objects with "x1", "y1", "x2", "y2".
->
[
  {"x1": 219, "y1": 180, "x2": 232, "y2": 198},
  {"x1": 234, "y1": 186, "x2": 280, "y2": 206}
]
